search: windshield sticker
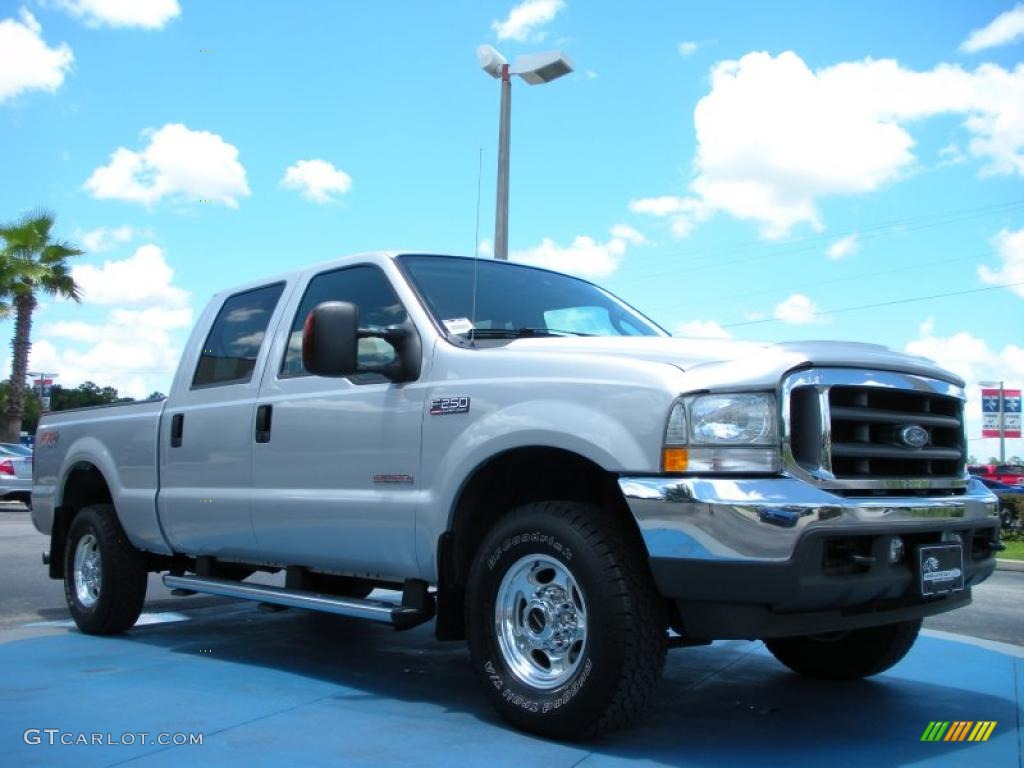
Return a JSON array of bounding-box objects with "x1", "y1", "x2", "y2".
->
[
  {"x1": 430, "y1": 396, "x2": 470, "y2": 416},
  {"x1": 443, "y1": 318, "x2": 474, "y2": 335}
]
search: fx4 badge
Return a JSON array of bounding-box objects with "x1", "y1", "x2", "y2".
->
[{"x1": 430, "y1": 396, "x2": 470, "y2": 416}]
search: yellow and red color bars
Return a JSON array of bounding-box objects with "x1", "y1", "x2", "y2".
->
[{"x1": 920, "y1": 721, "x2": 997, "y2": 742}]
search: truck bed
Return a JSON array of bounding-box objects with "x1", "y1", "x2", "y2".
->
[{"x1": 32, "y1": 398, "x2": 168, "y2": 553}]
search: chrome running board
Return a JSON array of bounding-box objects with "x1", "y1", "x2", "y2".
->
[{"x1": 162, "y1": 574, "x2": 434, "y2": 629}]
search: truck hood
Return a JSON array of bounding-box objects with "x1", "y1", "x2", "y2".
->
[{"x1": 500, "y1": 336, "x2": 963, "y2": 390}]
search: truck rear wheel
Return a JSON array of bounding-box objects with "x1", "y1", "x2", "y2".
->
[
  {"x1": 63, "y1": 504, "x2": 147, "y2": 635},
  {"x1": 764, "y1": 619, "x2": 921, "y2": 680},
  {"x1": 466, "y1": 501, "x2": 667, "y2": 739}
]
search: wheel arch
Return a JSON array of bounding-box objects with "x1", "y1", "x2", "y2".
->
[
  {"x1": 434, "y1": 445, "x2": 650, "y2": 641},
  {"x1": 49, "y1": 461, "x2": 113, "y2": 578}
]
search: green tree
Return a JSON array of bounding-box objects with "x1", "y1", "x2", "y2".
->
[
  {"x1": 0, "y1": 382, "x2": 41, "y2": 435},
  {"x1": 48, "y1": 382, "x2": 131, "y2": 411},
  {"x1": 0, "y1": 210, "x2": 82, "y2": 442}
]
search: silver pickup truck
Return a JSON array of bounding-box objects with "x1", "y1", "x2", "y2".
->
[{"x1": 32, "y1": 251, "x2": 1001, "y2": 738}]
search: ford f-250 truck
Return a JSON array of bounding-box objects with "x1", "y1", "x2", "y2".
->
[{"x1": 32, "y1": 252, "x2": 1001, "y2": 738}]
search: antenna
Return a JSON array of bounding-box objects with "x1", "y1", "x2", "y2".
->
[{"x1": 471, "y1": 147, "x2": 483, "y2": 346}]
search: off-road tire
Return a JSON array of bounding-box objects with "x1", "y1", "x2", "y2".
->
[
  {"x1": 63, "y1": 504, "x2": 147, "y2": 634},
  {"x1": 466, "y1": 501, "x2": 667, "y2": 739},
  {"x1": 765, "y1": 619, "x2": 922, "y2": 680}
]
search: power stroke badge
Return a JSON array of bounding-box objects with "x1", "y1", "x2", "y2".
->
[{"x1": 430, "y1": 396, "x2": 470, "y2": 416}]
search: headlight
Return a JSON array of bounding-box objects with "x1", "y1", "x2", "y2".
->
[
  {"x1": 662, "y1": 393, "x2": 779, "y2": 474},
  {"x1": 690, "y1": 394, "x2": 776, "y2": 445}
]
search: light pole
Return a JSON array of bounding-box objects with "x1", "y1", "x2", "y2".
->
[
  {"x1": 27, "y1": 371, "x2": 58, "y2": 412},
  {"x1": 980, "y1": 379, "x2": 1006, "y2": 463},
  {"x1": 477, "y1": 45, "x2": 573, "y2": 261}
]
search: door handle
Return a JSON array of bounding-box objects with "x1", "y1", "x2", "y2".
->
[
  {"x1": 170, "y1": 413, "x2": 184, "y2": 447},
  {"x1": 255, "y1": 404, "x2": 273, "y2": 443}
]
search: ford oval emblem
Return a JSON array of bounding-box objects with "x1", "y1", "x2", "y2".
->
[{"x1": 899, "y1": 424, "x2": 930, "y2": 449}]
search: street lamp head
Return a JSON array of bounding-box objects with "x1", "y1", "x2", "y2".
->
[
  {"x1": 511, "y1": 50, "x2": 574, "y2": 85},
  {"x1": 477, "y1": 45, "x2": 508, "y2": 79},
  {"x1": 979, "y1": 381, "x2": 1003, "y2": 388}
]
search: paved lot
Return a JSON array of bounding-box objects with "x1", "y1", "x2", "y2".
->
[
  {"x1": 2, "y1": 604, "x2": 1022, "y2": 767},
  {"x1": 3, "y1": 502, "x2": 1022, "y2": 766}
]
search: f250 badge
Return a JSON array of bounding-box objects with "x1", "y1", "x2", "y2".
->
[{"x1": 430, "y1": 396, "x2": 470, "y2": 416}]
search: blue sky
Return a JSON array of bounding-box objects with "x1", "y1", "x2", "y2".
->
[{"x1": 1, "y1": 0, "x2": 1022, "y2": 460}]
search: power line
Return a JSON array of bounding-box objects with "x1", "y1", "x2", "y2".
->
[
  {"x1": 612, "y1": 198, "x2": 1024, "y2": 286},
  {"x1": 645, "y1": 251, "x2": 982, "y2": 314},
  {"x1": 721, "y1": 280, "x2": 1024, "y2": 329}
]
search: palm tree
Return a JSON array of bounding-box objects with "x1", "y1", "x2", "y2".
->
[{"x1": 0, "y1": 210, "x2": 83, "y2": 442}]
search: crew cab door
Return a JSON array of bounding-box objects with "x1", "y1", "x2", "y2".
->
[
  {"x1": 158, "y1": 282, "x2": 288, "y2": 558},
  {"x1": 251, "y1": 264, "x2": 425, "y2": 578}
]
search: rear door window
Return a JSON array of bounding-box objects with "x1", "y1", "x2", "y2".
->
[{"x1": 193, "y1": 283, "x2": 285, "y2": 387}]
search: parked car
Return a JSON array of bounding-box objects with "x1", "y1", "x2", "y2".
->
[
  {"x1": 968, "y1": 463, "x2": 1024, "y2": 486},
  {"x1": 0, "y1": 444, "x2": 32, "y2": 507},
  {"x1": 976, "y1": 477, "x2": 1023, "y2": 529},
  {"x1": 31, "y1": 251, "x2": 1001, "y2": 738},
  {"x1": 1, "y1": 442, "x2": 33, "y2": 457}
]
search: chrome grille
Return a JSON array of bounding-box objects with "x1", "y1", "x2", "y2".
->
[
  {"x1": 783, "y1": 368, "x2": 967, "y2": 488},
  {"x1": 827, "y1": 386, "x2": 964, "y2": 478}
]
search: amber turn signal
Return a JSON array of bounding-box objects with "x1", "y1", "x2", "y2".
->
[{"x1": 663, "y1": 447, "x2": 688, "y2": 473}]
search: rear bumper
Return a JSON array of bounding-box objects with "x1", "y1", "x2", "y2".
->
[
  {"x1": 0, "y1": 476, "x2": 31, "y2": 499},
  {"x1": 618, "y1": 475, "x2": 1000, "y2": 638}
]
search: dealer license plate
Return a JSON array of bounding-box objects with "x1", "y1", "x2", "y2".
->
[{"x1": 919, "y1": 544, "x2": 964, "y2": 597}]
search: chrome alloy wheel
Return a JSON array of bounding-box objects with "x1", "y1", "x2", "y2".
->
[
  {"x1": 74, "y1": 533, "x2": 102, "y2": 608},
  {"x1": 495, "y1": 554, "x2": 588, "y2": 690}
]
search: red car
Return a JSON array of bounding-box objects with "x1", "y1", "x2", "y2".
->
[{"x1": 968, "y1": 463, "x2": 1024, "y2": 485}]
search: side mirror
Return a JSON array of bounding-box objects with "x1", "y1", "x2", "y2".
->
[{"x1": 302, "y1": 301, "x2": 358, "y2": 377}]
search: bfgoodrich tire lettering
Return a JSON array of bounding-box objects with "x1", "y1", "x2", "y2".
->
[
  {"x1": 63, "y1": 504, "x2": 147, "y2": 635},
  {"x1": 764, "y1": 619, "x2": 922, "y2": 680},
  {"x1": 466, "y1": 501, "x2": 667, "y2": 739}
]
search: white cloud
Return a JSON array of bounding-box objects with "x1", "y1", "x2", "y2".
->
[
  {"x1": 510, "y1": 224, "x2": 647, "y2": 278},
  {"x1": 939, "y1": 141, "x2": 968, "y2": 165},
  {"x1": 71, "y1": 244, "x2": 190, "y2": 307},
  {"x1": 492, "y1": 0, "x2": 565, "y2": 42},
  {"x1": 628, "y1": 195, "x2": 710, "y2": 238},
  {"x1": 75, "y1": 225, "x2": 148, "y2": 253},
  {"x1": 773, "y1": 293, "x2": 827, "y2": 325},
  {"x1": 54, "y1": 0, "x2": 181, "y2": 29},
  {"x1": 609, "y1": 223, "x2": 648, "y2": 245},
  {"x1": 84, "y1": 123, "x2": 250, "y2": 207},
  {"x1": 477, "y1": 238, "x2": 493, "y2": 257},
  {"x1": 827, "y1": 233, "x2": 859, "y2": 260},
  {"x1": 0, "y1": 9, "x2": 73, "y2": 105},
  {"x1": 905, "y1": 322, "x2": 1024, "y2": 460},
  {"x1": 678, "y1": 41, "x2": 699, "y2": 57},
  {"x1": 960, "y1": 4, "x2": 1024, "y2": 53},
  {"x1": 280, "y1": 159, "x2": 353, "y2": 204},
  {"x1": 674, "y1": 319, "x2": 732, "y2": 339},
  {"x1": 30, "y1": 243, "x2": 193, "y2": 399},
  {"x1": 633, "y1": 51, "x2": 1024, "y2": 239},
  {"x1": 978, "y1": 226, "x2": 1024, "y2": 297}
]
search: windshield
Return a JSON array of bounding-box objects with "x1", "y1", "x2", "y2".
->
[{"x1": 398, "y1": 255, "x2": 665, "y2": 338}]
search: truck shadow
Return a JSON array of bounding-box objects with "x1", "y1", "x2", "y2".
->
[{"x1": 89, "y1": 601, "x2": 1019, "y2": 765}]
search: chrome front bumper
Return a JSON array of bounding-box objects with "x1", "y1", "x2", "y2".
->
[{"x1": 619, "y1": 475, "x2": 1000, "y2": 563}]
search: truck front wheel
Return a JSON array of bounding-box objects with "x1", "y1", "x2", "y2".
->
[
  {"x1": 466, "y1": 501, "x2": 667, "y2": 739},
  {"x1": 764, "y1": 619, "x2": 921, "y2": 680},
  {"x1": 63, "y1": 504, "x2": 147, "y2": 635}
]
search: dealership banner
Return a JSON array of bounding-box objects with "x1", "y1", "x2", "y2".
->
[{"x1": 982, "y1": 388, "x2": 1021, "y2": 438}]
